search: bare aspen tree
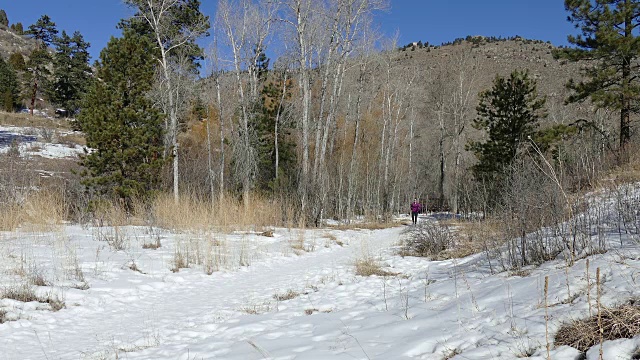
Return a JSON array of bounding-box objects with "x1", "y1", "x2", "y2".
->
[
  {"x1": 428, "y1": 69, "x2": 449, "y2": 208},
  {"x1": 376, "y1": 39, "x2": 416, "y2": 216},
  {"x1": 346, "y1": 48, "x2": 373, "y2": 221},
  {"x1": 123, "y1": 0, "x2": 210, "y2": 202},
  {"x1": 280, "y1": 0, "x2": 318, "y2": 218},
  {"x1": 204, "y1": 37, "x2": 228, "y2": 203},
  {"x1": 216, "y1": 0, "x2": 276, "y2": 209},
  {"x1": 281, "y1": 0, "x2": 387, "y2": 223},
  {"x1": 448, "y1": 49, "x2": 479, "y2": 214}
]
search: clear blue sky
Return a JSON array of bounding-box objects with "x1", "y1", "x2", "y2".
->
[{"x1": 1, "y1": 0, "x2": 574, "y2": 63}]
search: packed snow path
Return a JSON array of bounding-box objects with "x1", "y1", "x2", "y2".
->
[{"x1": 1, "y1": 226, "x2": 407, "y2": 359}]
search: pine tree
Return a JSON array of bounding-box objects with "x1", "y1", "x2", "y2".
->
[
  {"x1": 255, "y1": 75, "x2": 295, "y2": 192},
  {"x1": 556, "y1": 0, "x2": 640, "y2": 150},
  {"x1": 50, "y1": 30, "x2": 91, "y2": 116},
  {"x1": 25, "y1": 15, "x2": 58, "y2": 114},
  {"x1": 78, "y1": 30, "x2": 165, "y2": 205},
  {"x1": 121, "y1": 0, "x2": 210, "y2": 201},
  {"x1": 8, "y1": 52, "x2": 26, "y2": 72},
  {"x1": 26, "y1": 15, "x2": 58, "y2": 47},
  {"x1": 0, "y1": 56, "x2": 20, "y2": 111},
  {"x1": 0, "y1": 10, "x2": 8, "y2": 27},
  {"x1": 10, "y1": 22, "x2": 23, "y2": 35},
  {"x1": 468, "y1": 70, "x2": 546, "y2": 184}
]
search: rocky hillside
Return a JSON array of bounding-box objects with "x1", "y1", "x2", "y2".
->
[
  {"x1": 392, "y1": 36, "x2": 590, "y2": 122},
  {"x1": 0, "y1": 24, "x2": 35, "y2": 59}
]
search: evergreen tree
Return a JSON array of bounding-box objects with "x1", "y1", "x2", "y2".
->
[
  {"x1": 23, "y1": 48, "x2": 52, "y2": 113},
  {"x1": 50, "y1": 30, "x2": 92, "y2": 116},
  {"x1": 78, "y1": 30, "x2": 165, "y2": 204},
  {"x1": 255, "y1": 75, "x2": 295, "y2": 192},
  {"x1": 8, "y1": 52, "x2": 26, "y2": 72},
  {"x1": 25, "y1": 15, "x2": 58, "y2": 114},
  {"x1": 468, "y1": 70, "x2": 546, "y2": 184},
  {"x1": 555, "y1": 0, "x2": 640, "y2": 149},
  {"x1": 0, "y1": 10, "x2": 8, "y2": 27},
  {"x1": 26, "y1": 15, "x2": 58, "y2": 47},
  {"x1": 0, "y1": 56, "x2": 19, "y2": 111},
  {"x1": 10, "y1": 22, "x2": 24, "y2": 34}
]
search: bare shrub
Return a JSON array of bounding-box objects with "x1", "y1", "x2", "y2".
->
[
  {"x1": 0, "y1": 309, "x2": 7, "y2": 323},
  {"x1": 38, "y1": 127, "x2": 57, "y2": 142},
  {"x1": 400, "y1": 221, "x2": 454, "y2": 257},
  {"x1": 45, "y1": 293, "x2": 65, "y2": 311},
  {"x1": 171, "y1": 246, "x2": 190, "y2": 273},
  {"x1": 29, "y1": 270, "x2": 50, "y2": 287},
  {"x1": 554, "y1": 298, "x2": 640, "y2": 352},
  {"x1": 94, "y1": 226, "x2": 129, "y2": 251}
]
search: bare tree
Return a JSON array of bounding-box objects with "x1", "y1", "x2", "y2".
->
[{"x1": 216, "y1": 0, "x2": 276, "y2": 209}]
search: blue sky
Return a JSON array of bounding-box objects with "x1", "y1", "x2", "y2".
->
[{"x1": 1, "y1": 0, "x2": 574, "y2": 62}]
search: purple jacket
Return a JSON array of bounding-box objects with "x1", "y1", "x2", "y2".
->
[{"x1": 411, "y1": 202, "x2": 421, "y2": 213}]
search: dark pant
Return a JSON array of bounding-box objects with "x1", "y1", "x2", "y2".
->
[{"x1": 411, "y1": 211, "x2": 418, "y2": 224}]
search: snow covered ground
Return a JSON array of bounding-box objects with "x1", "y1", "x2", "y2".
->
[
  {"x1": 0, "y1": 125, "x2": 84, "y2": 159},
  {"x1": 0, "y1": 209, "x2": 638, "y2": 360}
]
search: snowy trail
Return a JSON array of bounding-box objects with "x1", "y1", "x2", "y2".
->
[
  {"x1": 0, "y1": 226, "x2": 404, "y2": 360},
  {"x1": 2, "y1": 215, "x2": 640, "y2": 360}
]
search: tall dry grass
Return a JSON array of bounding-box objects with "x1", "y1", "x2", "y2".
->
[
  {"x1": 0, "y1": 111, "x2": 71, "y2": 130},
  {"x1": 0, "y1": 190, "x2": 67, "y2": 231},
  {"x1": 152, "y1": 192, "x2": 296, "y2": 231}
]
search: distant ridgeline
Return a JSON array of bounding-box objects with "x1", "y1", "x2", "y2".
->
[{"x1": 400, "y1": 35, "x2": 552, "y2": 51}]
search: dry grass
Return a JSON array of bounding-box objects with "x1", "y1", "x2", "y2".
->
[
  {"x1": 329, "y1": 220, "x2": 401, "y2": 231},
  {"x1": 436, "y1": 218, "x2": 506, "y2": 259},
  {"x1": 1, "y1": 284, "x2": 65, "y2": 311},
  {"x1": 58, "y1": 132, "x2": 86, "y2": 147},
  {"x1": 354, "y1": 257, "x2": 397, "y2": 277},
  {"x1": 554, "y1": 298, "x2": 640, "y2": 352},
  {"x1": 0, "y1": 111, "x2": 73, "y2": 130},
  {"x1": 273, "y1": 289, "x2": 299, "y2": 301},
  {"x1": 152, "y1": 192, "x2": 291, "y2": 231},
  {"x1": 0, "y1": 189, "x2": 67, "y2": 231},
  {"x1": 2, "y1": 284, "x2": 40, "y2": 303}
]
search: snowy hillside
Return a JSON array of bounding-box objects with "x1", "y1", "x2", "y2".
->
[{"x1": 0, "y1": 186, "x2": 639, "y2": 359}]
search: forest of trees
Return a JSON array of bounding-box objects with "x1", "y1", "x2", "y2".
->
[{"x1": 1, "y1": 0, "x2": 638, "y2": 227}]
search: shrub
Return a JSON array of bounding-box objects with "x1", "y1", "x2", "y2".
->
[{"x1": 401, "y1": 222, "x2": 454, "y2": 257}]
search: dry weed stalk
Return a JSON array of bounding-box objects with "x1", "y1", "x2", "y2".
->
[
  {"x1": 586, "y1": 259, "x2": 592, "y2": 317},
  {"x1": 597, "y1": 267, "x2": 603, "y2": 360},
  {"x1": 544, "y1": 276, "x2": 550, "y2": 360}
]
